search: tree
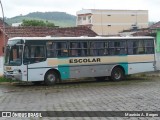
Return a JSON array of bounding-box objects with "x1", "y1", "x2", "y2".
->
[{"x1": 21, "y1": 19, "x2": 55, "y2": 27}]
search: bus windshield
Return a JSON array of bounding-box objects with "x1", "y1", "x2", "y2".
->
[{"x1": 5, "y1": 41, "x2": 23, "y2": 66}]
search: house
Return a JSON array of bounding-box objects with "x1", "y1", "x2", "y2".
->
[
  {"x1": 12, "y1": 22, "x2": 22, "y2": 27},
  {"x1": 76, "y1": 9, "x2": 148, "y2": 36},
  {"x1": 131, "y1": 21, "x2": 160, "y2": 36},
  {"x1": 149, "y1": 21, "x2": 160, "y2": 52},
  {"x1": 119, "y1": 21, "x2": 160, "y2": 37},
  {"x1": 149, "y1": 21, "x2": 160, "y2": 30}
]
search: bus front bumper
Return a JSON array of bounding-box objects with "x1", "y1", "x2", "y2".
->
[{"x1": 4, "y1": 71, "x2": 22, "y2": 81}]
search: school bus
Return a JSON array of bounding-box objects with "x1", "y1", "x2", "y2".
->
[{"x1": 4, "y1": 36, "x2": 156, "y2": 85}]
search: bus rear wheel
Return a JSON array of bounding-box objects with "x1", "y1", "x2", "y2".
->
[
  {"x1": 44, "y1": 71, "x2": 58, "y2": 85},
  {"x1": 110, "y1": 67, "x2": 124, "y2": 81}
]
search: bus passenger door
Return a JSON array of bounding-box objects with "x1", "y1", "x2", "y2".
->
[{"x1": 23, "y1": 45, "x2": 46, "y2": 81}]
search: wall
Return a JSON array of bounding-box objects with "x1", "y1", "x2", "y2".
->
[
  {"x1": 0, "y1": 56, "x2": 3, "y2": 76},
  {"x1": 156, "y1": 29, "x2": 160, "y2": 52},
  {"x1": 0, "y1": 31, "x2": 5, "y2": 76},
  {"x1": 0, "y1": 32, "x2": 4, "y2": 56},
  {"x1": 77, "y1": 9, "x2": 148, "y2": 35}
]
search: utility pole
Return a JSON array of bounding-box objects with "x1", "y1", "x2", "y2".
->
[{"x1": 0, "y1": 0, "x2": 5, "y2": 48}]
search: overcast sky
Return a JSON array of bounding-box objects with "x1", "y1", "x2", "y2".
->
[{"x1": 1, "y1": 0, "x2": 160, "y2": 22}]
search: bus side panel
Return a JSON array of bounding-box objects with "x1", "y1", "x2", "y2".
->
[
  {"x1": 127, "y1": 55, "x2": 155, "y2": 74},
  {"x1": 119, "y1": 63, "x2": 128, "y2": 75},
  {"x1": 58, "y1": 65, "x2": 70, "y2": 80},
  {"x1": 48, "y1": 58, "x2": 70, "y2": 80},
  {"x1": 128, "y1": 62, "x2": 154, "y2": 74},
  {"x1": 69, "y1": 63, "x2": 128, "y2": 78},
  {"x1": 69, "y1": 64, "x2": 113, "y2": 78}
]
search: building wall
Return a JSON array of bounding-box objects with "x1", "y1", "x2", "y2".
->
[
  {"x1": 0, "y1": 32, "x2": 4, "y2": 76},
  {"x1": 0, "y1": 32, "x2": 6, "y2": 76},
  {"x1": 0, "y1": 56, "x2": 3, "y2": 76},
  {"x1": 76, "y1": 9, "x2": 148, "y2": 35},
  {"x1": 0, "y1": 32, "x2": 4, "y2": 56}
]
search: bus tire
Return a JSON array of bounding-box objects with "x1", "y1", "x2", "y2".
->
[
  {"x1": 44, "y1": 71, "x2": 58, "y2": 86},
  {"x1": 111, "y1": 67, "x2": 124, "y2": 81}
]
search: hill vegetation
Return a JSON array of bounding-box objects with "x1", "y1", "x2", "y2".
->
[
  {"x1": 5, "y1": 12, "x2": 76, "y2": 27},
  {"x1": 21, "y1": 19, "x2": 55, "y2": 27}
]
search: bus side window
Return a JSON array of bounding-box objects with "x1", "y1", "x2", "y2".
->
[
  {"x1": 56, "y1": 42, "x2": 68, "y2": 57},
  {"x1": 128, "y1": 40, "x2": 149, "y2": 55},
  {"x1": 90, "y1": 42, "x2": 97, "y2": 56},
  {"x1": 137, "y1": 40, "x2": 145, "y2": 54},
  {"x1": 128, "y1": 40, "x2": 139, "y2": 55},
  {"x1": 80, "y1": 42, "x2": 88, "y2": 56},
  {"x1": 47, "y1": 41, "x2": 68, "y2": 57},
  {"x1": 70, "y1": 42, "x2": 78, "y2": 57},
  {"x1": 127, "y1": 41, "x2": 133, "y2": 55},
  {"x1": 90, "y1": 42, "x2": 105, "y2": 56},
  {"x1": 23, "y1": 45, "x2": 46, "y2": 64},
  {"x1": 109, "y1": 41, "x2": 126, "y2": 55},
  {"x1": 23, "y1": 46, "x2": 30, "y2": 64},
  {"x1": 144, "y1": 40, "x2": 154, "y2": 54},
  {"x1": 69, "y1": 42, "x2": 88, "y2": 57},
  {"x1": 33, "y1": 46, "x2": 46, "y2": 62},
  {"x1": 47, "y1": 42, "x2": 56, "y2": 57}
]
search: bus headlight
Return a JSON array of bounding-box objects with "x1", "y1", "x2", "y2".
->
[{"x1": 13, "y1": 69, "x2": 21, "y2": 74}]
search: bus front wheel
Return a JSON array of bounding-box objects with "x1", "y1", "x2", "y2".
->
[
  {"x1": 44, "y1": 71, "x2": 58, "y2": 85},
  {"x1": 110, "y1": 67, "x2": 124, "y2": 81}
]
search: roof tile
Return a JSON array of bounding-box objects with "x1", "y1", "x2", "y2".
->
[{"x1": 4, "y1": 26, "x2": 97, "y2": 38}]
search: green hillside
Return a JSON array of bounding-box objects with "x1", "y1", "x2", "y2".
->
[{"x1": 5, "y1": 12, "x2": 76, "y2": 27}]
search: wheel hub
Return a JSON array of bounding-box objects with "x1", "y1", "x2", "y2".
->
[
  {"x1": 114, "y1": 71, "x2": 121, "y2": 79},
  {"x1": 48, "y1": 74, "x2": 56, "y2": 82}
]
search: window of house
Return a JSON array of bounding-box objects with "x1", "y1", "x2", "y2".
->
[
  {"x1": 78, "y1": 17, "x2": 82, "y2": 21},
  {"x1": 88, "y1": 16, "x2": 91, "y2": 23},
  {"x1": 83, "y1": 16, "x2": 86, "y2": 20}
]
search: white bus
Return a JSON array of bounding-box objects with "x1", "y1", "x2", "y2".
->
[{"x1": 4, "y1": 36, "x2": 156, "y2": 85}]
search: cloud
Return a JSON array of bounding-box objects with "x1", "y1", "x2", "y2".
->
[{"x1": 0, "y1": 0, "x2": 159, "y2": 21}]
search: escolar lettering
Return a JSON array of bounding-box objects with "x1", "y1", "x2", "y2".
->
[{"x1": 69, "y1": 58, "x2": 101, "y2": 63}]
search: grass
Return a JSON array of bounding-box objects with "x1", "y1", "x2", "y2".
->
[{"x1": 0, "y1": 77, "x2": 11, "y2": 82}]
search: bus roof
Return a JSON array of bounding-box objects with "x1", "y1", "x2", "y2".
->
[{"x1": 9, "y1": 36, "x2": 155, "y2": 41}]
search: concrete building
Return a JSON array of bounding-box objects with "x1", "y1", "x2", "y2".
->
[
  {"x1": 12, "y1": 22, "x2": 22, "y2": 27},
  {"x1": 76, "y1": 9, "x2": 148, "y2": 36}
]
